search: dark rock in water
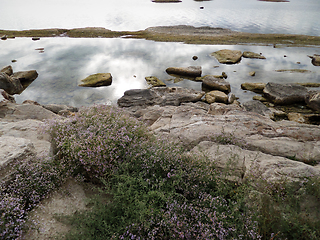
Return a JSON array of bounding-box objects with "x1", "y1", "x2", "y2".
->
[
  {"x1": 152, "y1": 0, "x2": 181, "y2": 2},
  {"x1": 211, "y1": 49, "x2": 242, "y2": 64},
  {"x1": 308, "y1": 55, "x2": 320, "y2": 66},
  {"x1": 32, "y1": 37, "x2": 40, "y2": 41},
  {"x1": 79, "y1": 73, "x2": 112, "y2": 87},
  {"x1": 166, "y1": 66, "x2": 202, "y2": 77},
  {"x1": 145, "y1": 76, "x2": 166, "y2": 87},
  {"x1": 305, "y1": 91, "x2": 320, "y2": 112},
  {"x1": 242, "y1": 51, "x2": 266, "y2": 59},
  {"x1": 263, "y1": 82, "x2": 309, "y2": 105},
  {"x1": 12, "y1": 70, "x2": 38, "y2": 89},
  {"x1": 0, "y1": 65, "x2": 13, "y2": 76},
  {"x1": 117, "y1": 87, "x2": 204, "y2": 108},
  {"x1": 1, "y1": 35, "x2": 7, "y2": 40},
  {"x1": 202, "y1": 75, "x2": 231, "y2": 93},
  {"x1": 192, "y1": 56, "x2": 198, "y2": 60},
  {"x1": 0, "y1": 73, "x2": 23, "y2": 95}
]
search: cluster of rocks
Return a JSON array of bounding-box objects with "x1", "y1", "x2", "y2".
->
[
  {"x1": 0, "y1": 65, "x2": 38, "y2": 95},
  {"x1": 118, "y1": 86, "x2": 320, "y2": 184}
]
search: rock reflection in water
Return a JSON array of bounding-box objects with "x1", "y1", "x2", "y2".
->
[{"x1": 0, "y1": 37, "x2": 319, "y2": 107}]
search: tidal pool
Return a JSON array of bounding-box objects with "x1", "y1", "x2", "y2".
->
[{"x1": 0, "y1": 37, "x2": 319, "y2": 107}]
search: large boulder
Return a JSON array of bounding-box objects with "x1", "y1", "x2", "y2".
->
[
  {"x1": 0, "y1": 72, "x2": 24, "y2": 95},
  {"x1": 211, "y1": 49, "x2": 242, "y2": 64},
  {"x1": 12, "y1": 70, "x2": 38, "y2": 89},
  {"x1": 78, "y1": 73, "x2": 112, "y2": 87},
  {"x1": 305, "y1": 91, "x2": 320, "y2": 112},
  {"x1": 263, "y1": 82, "x2": 309, "y2": 105},
  {"x1": 166, "y1": 66, "x2": 202, "y2": 77},
  {"x1": 202, "y1": 75, "x2": 231, "y2": 93},
  {"x1": 117, "y1": 87, "x2": 205, "y2": 109}
]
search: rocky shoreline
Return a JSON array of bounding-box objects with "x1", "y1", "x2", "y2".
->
[{"x1": 1, "y1": 25, "x2": 320, "y2": 46}]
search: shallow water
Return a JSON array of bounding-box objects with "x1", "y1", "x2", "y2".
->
[
  {"x1": 0, "y1": 38, "x2": 319, "y2": 107},
  {"x1": 1, "y1": 0, "x2": 320, "y2": 36}
]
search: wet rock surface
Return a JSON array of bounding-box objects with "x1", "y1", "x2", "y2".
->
[{"x1": 78, "y1": 73, "x2": 112, "y2": 87}]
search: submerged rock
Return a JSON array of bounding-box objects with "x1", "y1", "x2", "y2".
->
[
  {"x1": 145, "y1": 76, "x2": 166, "y2": 87},
  {"x1": 78, "y1": 73, "x2": 112, "y2": 87},
  {"x1": 211, "y1": 49, "x2": 242, "y2": 64},
  {"x1": 166, "y1": 66, "x2": 202, "y2": 77},
  {"x1": 263, "y1": 82, "x2": 309, "y2": 105}
]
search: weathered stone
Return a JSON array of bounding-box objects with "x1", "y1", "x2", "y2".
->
[
  {"x1": 263, "y1": 82, "x2": 309, "y2": 105},
  {"x1": 241, "y1": 82, "x2": 266, "y2": 93},
  {"x1": 145, "y1": 76, "x2": 166, "y2": 87},
  {"x1": 166, "y1": 66, "x2": 202, "y2": 77},
  {"x1": 242, "y1": 51, "x2": 266, "y2": 59},
  {"x1": 117, "y1": 87, "x2": 204, "y2": 108},
  {"x1": 308, "y1": 54, "x2": 320, "y2": 66},
  {"x1": 253, "y1": 95, "x2": 268, "y2": 102},
  {"x1": 205, "y1": 90, "x2": 228, "y2": 104},
  {"x1": 211, "y1": 49, "x2": 242, "y2": 64},
  {"x1": 12, "y1": 70, "x2": 38, "y2": 89},
  {"x1": 305, "y1": 91, "x2": 320, "y2": 112},
  {"x1": 288, "y1": 112, "x2": 306, "y2": 124},
  {"x1": 78, "y1": 73, "x2": 112, "y2": 87},
  {"x1": 0, "y1": 65, "x2": 13, "y2": 76},
  {"x1": 0, "y1": 72, "x2": 23, "y2": 95},
  {"x1": 0, "y1": 89, "x2": 15, "y2": 103},
  {"x1": 208, "y1": 102, "x2": 242, "y2": 115},
  {"x1": 202, "y1": 75, "x2": 231, "y2": 93},
  {"x1": 242, "y1": 100, "x2": 273, "y2": 118}
]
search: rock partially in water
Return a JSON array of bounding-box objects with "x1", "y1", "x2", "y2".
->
[
  {"x1": 305, "y1": 91, "x2": 320, "y2": 112},
  {"x1": 202, "y1": 75, "x2": 231, "y2": 93},
  {"x1": 242, "y1": 100, "x2": 273, "y2": 118},
  {"x1": 242, "y1": 51, "x2": 266, "y2": 59},
  {"x1": 288, "y1": 112, "x2": 306, "y2": 124},
  {"x1": 12, "y1": 70, "x2": 38, "y2": 89},
  {"x1": 0, "y1": 65, "x2": 13, "y2": 76},
  {"x1": 211, "y1": 49, "x2": 242, "y2": 64},
  {"x1": 78, "y1": 73, "x2": 112, "y2": 87},
  {"x1": 0, "y1": 72, "x2": 23, "y2": 95},
  {"x1": 308, "y1": 54, "x2": 320, "y2": 66},
  {"x1": 263, "y1": 82, "x2": 309, "y2": 105},
  {"x1": 241, "y1": 82, "x2": 266, "y2": 93},
  {"x1": 152, "y1": 0, "x2": 181, "y2": 2},
  {"x1": 166, "y1": 66, "x2": 202, "y2": 77},
  {"x1": 145, "y1": 76, "x2": 166, "y2": 87},
  {"x1": 117, "y1": 87, "x2": 204, "y2": 109}
]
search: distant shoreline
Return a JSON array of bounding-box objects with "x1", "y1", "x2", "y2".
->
[{"x1": 1, "y1": 25, "x2": 320, "y2": 47}]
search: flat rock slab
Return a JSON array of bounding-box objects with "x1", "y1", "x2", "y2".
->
[
  {"x1": 78, "y1": 73, "x2": 112, "y2": 87},
  {"x1": 211, "y1": 49, "x2": 242, "y2": 64},
  {"x1": 263, "y1": 82, "x2": 309, "y2": 105}
]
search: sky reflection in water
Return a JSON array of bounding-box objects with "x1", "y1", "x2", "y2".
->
[
  {"x1": 0, "y1": 38, "x2": 319, "y2": 107},
  {"x1": 1, "y1": 0, "x2": 320, "y2": 36}
]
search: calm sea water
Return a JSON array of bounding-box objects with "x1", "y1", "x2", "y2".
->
[
  {"x1": 0, "y1": 0, "x2": 319, "y2": 107},
  {"x1": 0, "y1": 38, "x2": 319, "y2": 106},
  {"x1": 1, "y1": 0, "x2": 320, "y2": 36}
]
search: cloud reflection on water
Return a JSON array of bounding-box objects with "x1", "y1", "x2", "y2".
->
[{"x1": 0, "y1": 38, "x2": 319, "y2": 107}]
